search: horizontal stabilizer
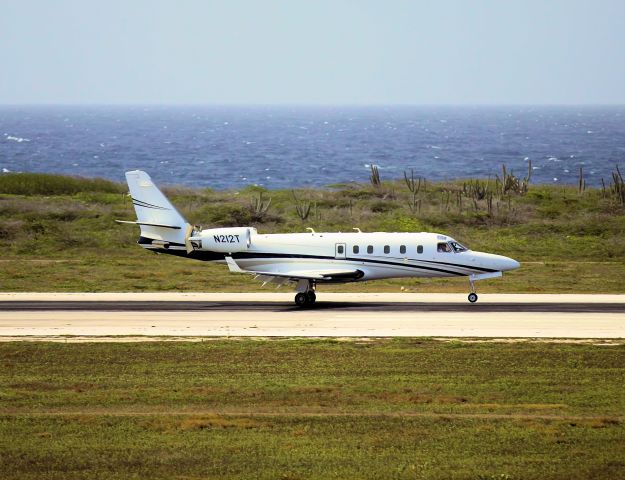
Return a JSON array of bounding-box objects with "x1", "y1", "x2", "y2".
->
[{"x1": 115, "y1": 220, "x2": 182, "y2": 230}]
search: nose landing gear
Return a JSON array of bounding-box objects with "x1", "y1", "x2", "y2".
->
[
  {"x1": 468, "y1": 279, "x2": 478, "y2": 303},
  {"x1": 466, "y1": 271, "x2": 503, "y2": 303}
]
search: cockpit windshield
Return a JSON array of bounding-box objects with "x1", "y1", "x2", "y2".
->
[
  {"x1": 437, "y1": 242, "x2": 452, "y2": 253},
  {"x1": 449, "y1": 241, "x2": 468, "y2": 253}
]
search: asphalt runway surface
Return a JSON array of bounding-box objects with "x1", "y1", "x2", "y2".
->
[
  {"x1": 1, "y1": 293, "x2": 624, "y2": 340},
  {"x1": 3, "y1": 300, "x2": 625, "y2": 313}
]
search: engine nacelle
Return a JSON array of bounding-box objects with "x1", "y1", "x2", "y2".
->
[{"x1": 190, "y1": 227, "x2": 256, "y2": 253}]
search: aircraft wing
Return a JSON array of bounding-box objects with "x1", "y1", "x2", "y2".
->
[{"x1": 225, "y1": 256, "x2": 363, "y2": 281}]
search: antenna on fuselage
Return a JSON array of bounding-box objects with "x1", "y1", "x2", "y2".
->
[
  {"x1": 306, "y1": 227, "x2": 315, "y2": 234},
  {"x1": 353, "y1": 227, "x2": 362, "y2": 233}
]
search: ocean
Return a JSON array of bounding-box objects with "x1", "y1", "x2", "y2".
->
[{"x1": 1, "y1": 105, "x2": 624, "y2": 189}]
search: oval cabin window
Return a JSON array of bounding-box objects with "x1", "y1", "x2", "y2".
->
[
  {"x1": 384, "y1": 245, "x2": 390, "y2": 254},
  {"x1": 353, "y1": 245, "x2": 359, "y2": 254},
  {"x1": 417, "y1": 245, "x2": 423, "y2": 254},
  {"x1": 367, "y1": 245, "x2": 373, "y2": 254},
  {"x1": 400, "y1": 245, "x2": 406, "y2": 254}
]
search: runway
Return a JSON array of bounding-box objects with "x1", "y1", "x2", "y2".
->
[{"x1": 1, "y1": 293, "x2": 624, "y2": 340}]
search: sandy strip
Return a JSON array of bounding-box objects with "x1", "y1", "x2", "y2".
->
[{"x1": 1, "y1": 310, "x2": 624, "y2": 339}]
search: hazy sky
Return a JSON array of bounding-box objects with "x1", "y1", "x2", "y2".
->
[{"x1": 2, "y1": 0, "x2": 624, "y2": 105}]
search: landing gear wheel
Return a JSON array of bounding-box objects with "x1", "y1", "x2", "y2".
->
[
  {"x1": 468, "y1": 293, "x2": 478, "y2": 303},
  {"x1": 307, "y1": 291, "x2": 316, "y2": 304},
  {"x1": 295, "y1": 292, "x2": 309, "y2": 307}
]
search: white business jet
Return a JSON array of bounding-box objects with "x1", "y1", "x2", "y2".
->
[{"x1": 118, "y1": 171, "x2": 520, "y2": 306}]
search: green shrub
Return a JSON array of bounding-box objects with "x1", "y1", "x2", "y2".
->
[{"x1": 0, "y1": 173, "x2": 125, "y2": 195}]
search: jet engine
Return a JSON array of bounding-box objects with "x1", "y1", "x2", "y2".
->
[{"x1": 188, "y1": 227, "x2": 256, "y2": 253}]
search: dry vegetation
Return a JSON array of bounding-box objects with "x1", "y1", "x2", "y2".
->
[{"x1": 0, "y1": 170, "x2": 624, "y2": 292}]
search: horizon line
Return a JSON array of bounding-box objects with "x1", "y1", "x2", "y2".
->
[{"x1": 1, "y1": 102, "x2": 625, "y2": 108}]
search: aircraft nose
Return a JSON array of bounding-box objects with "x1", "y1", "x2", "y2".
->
[{"x1": 499, "y1": 256, "x2": 520, "y2": 271}]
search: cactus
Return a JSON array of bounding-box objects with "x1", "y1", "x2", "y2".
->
[
  {"x1": 403, "y1": 169, "x2": 425, "y2": 213},
  {"x1": 291, "y1": 190, "x2": 311, "y2": 222},
  {"x1": 369, "y1": 164, "x2": 381, "y2": 188},
  {"x1": 463, "y1": 179, "x2": 489, "y2": 200},
  {"x1": 578, "y1": 166, "x2": 586, "y2": 194},
  {"x1": 249, "y1": 191, "x2": 272, "y2": 221},
  {"x1": 486, "y1": 191, "x2": 494, "y2": 216},
  {"x1": 611, "y1": 165, "x2": 625, "y2": 205},
  {"x1": 403, "y1": 169, "x2": 425, "y2": 194},
  {"x1": 497, "y1": 161, "x2": 531, "y2": 196}
]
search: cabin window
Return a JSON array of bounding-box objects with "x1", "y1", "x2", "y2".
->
[
  {"x1": 400, "y1": 245, "x2": 406, "y2": 254},
  {"x1": 337, "y1": 245, "x2": 344, "y2": 254},
  {"x1": 449, "y1": 241, "x2": 468, "y2": 253},
  {"x1": 367, "y1": 245, "x2": 374, "y2": 254},
  {"x1": 384, "y1": 245, "x2": 390, "y2": 254},
  {"x1": 417, "y1": 245, "x2": 423, "y2": 254},
  {"x1": 437, "y1": 242, "x2": 452, "y2": 253},
  {"x1": 353, "y1": 245, "x2": 359, "y2": 254}
]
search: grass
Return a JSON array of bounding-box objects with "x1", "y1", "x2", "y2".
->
[
  {"x1": 1, "y1": 172, "x2": 625, "y2": 292},
  {"x1": 0, "y1": 339, "x2": 624, "y2": 479}
]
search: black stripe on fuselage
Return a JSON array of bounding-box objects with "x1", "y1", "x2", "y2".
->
[
  {"x1": 136, "y1": 241, "x2": 495, "y2": 276},
  {"x1": 404, "y1": 258, "x2": 497, "y2": 273}
]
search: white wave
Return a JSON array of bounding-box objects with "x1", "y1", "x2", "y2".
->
[{"x1": 6, "y1": 135, "x2": 30, "y2": 143}]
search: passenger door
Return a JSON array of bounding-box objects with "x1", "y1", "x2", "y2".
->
[{"x1": 335, "y1": 243, "x2": 346, "y2": 259}]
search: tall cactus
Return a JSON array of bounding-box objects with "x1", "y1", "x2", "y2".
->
[
  {"x1": 291, "y1": 190, "x2": 311, "y2": 222},
  {"x1": 369, "y1": 164, "x2": 381, "y2": 188},
  {"x1": 249, "y1": 192, "x2": 272, "y2": 221}
]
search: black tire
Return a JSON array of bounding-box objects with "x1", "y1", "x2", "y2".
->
[
  {"x1": 307, "y1": 291, "x2": 316, "y2": 304},
  {"x1": 468, "y1": 293, "x2": 478, "y2": 303},
  {"x1": 295, "y1": 292, "x2": 308, "y2": 307}
]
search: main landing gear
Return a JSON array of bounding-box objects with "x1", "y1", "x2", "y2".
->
[
  {"x1": 294, "y1": 280, "x2": 316, "y2": 307},
  {"x1": 468, "y1": 279, "x2": 478, "y2": 303}
]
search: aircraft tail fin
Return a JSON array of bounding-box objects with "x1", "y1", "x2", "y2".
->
[{"x1": 124, "y1": 170, "x2": 189, "y2": 245}]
